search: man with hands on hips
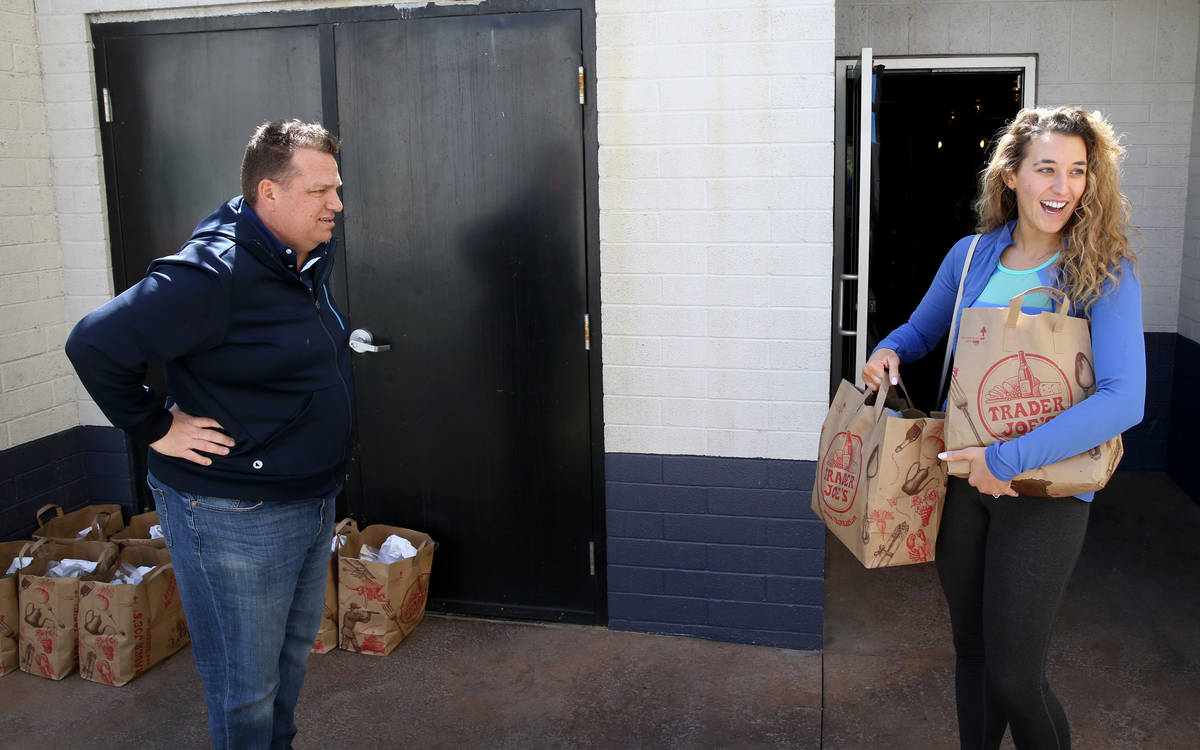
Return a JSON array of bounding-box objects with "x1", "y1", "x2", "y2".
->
[{"x1": 66, "y1": 119, "x2": 354, "y2": 750}]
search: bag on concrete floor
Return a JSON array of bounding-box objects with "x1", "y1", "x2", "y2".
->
[
  {"x1": 312, "y1": 518, "x2": 358, "y2": 654},
  {"x1": 337, "y1": 524, "x2": 435, "y2": 656},
  {"x1": 77, "y1": 545, "x2": 188, "y2": 686},
  {"x1": 110, "y1": 511, "x2": 166, "y2": 549},
  {"x1": 33, "y1": 503, "x2": 125, "y2": 543},
  {"x1": 18, "y1": 539, "x2": 119, "y2": 680},
  {"x1": 0, "y1": 540, "x2": 42, "y2": 676}
]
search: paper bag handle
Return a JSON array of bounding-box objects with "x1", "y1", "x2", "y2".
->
[
  {"x1": 35, "y1": 504, "x2": 64, "y2": 526},
  {"x1": 17, "y1": 538, "x2": 50, "y2": 561},
  {"x1": 869, "y1": 377, "x2": 915, "y2": 423},
  {"x1": 89, "y1": 512, "x2": 113, "y2": 541},
  {"x1": 1004, "y1": 286, "x2": 1071, "y2": 353},
  {"x1": 1005, "y1": 285, "x2": 1069, "y2": 327},
  {"x1": 142, "y1": 562, "x2": 174, "y2": 583}
]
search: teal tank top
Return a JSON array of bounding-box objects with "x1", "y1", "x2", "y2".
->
[{"x1": 974, "y1": 252, "x2": 1060, "y2": 312}]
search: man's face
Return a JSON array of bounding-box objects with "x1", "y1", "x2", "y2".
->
[{"x1": 255, "y1": 147, "x2": 343, "y2": 253}]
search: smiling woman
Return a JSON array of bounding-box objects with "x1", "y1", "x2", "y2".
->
[
  {"x1": 1001, "y1": 132, "x2": 1086, "y2": 263},
  {"x1": 862, "y1": 106, "x2": 1145, "y2": 749}
]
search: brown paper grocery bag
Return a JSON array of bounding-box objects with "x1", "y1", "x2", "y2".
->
[
  {"x1": 33, "y1": 503, "x2": 125, "y2": 543},
  {"x1": 312, "y1": 518, "x2": 358, "y2": 655},
  {"x1": 813, "y1": 379, "x2": 949, "y2": 568},
  {"x1": 947, "y1": 286, "x2": 1123, "y2": 497},
  {"x1": 77, "y1": 546, "x2": 188, "y2": 686},
  {"x1": 18, "y1": 540, "x2": 119, "y2": 680},
  {"x1": 337, "y1": 525, "x2": 436, "y2": 656},
  {"x1": 1, "y1": 540, "x2": 41, "y2": 676},
  {"x1": 110, "y1": 511, "x2": 166, "y2": 549}
]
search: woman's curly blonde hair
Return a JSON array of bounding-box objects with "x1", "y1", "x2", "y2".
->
[{"x1": 975, "y1": 106, "x2": 1137, "y2": 314}]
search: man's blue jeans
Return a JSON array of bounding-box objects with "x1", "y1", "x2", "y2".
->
[{"x1": 147, "y1": 471, "x2": 336, "y2": 750}]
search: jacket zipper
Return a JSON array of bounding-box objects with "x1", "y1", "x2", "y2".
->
[
  {"x1": 310, "y1": 257, "x2": 355, "y2": 455},
  {"x1": 265, "y1": 240, "x2": 355, "y2": 455}
]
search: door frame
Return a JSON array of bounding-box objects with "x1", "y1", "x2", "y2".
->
[
  {"x1": 832, "y1": 53, "x2": 1037, "y2": 395},
  {"x1": 90, "y1": 0, "x2": 608, "y2": 623}
]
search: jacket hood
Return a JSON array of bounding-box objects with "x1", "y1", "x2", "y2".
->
[{"x1": 186, "y1": 196, "x2": 339, "y2": 268}]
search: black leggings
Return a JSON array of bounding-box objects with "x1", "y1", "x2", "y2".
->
[{"x1": 935, "y1": 477, "x2": 1090, "y2": 750}]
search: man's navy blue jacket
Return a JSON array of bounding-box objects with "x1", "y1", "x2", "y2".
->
[{"x1": 66, "y1": 197, "x2": 355, "y2": 501}]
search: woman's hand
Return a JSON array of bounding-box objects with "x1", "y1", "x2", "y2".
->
[
  {"x1": 862, "y1": 348, "x2": 900, "y2": 391},
  {"x1": 939, "y1": 447, "x2": 1018, "y2": 497}
]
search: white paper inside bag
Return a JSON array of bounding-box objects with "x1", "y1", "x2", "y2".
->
[
  {"x1": 5, "y1": 556, "x2": 32, "y2": 576},
  {"x1": 44, "y1": 558, "x2": 99, "y2": 578},
  {"x1": 358, "y1": 535, "x2": 418, "y2": 563},
  {"x1": 378, "y1": 535, "x2": 418, "y2": 563},
  {"x1": 111, "y1": 562, "x2": 156, "y2": 585}
]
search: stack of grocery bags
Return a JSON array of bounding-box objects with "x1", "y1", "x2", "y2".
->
[
  {"x1": 0, "y1": 504, "x2": 185, "y2": 685},
  {"x1": 0, "y1": 503, "x2": 439, "y2": 687}
]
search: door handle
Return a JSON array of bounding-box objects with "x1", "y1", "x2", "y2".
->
[{"x1": 349, "y1": 328, "x2": 391, "y2": 354}]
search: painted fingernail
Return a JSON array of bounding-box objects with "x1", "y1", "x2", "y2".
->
[
  {"x1": 937, "y1": 452, "x2": 947, "y2": 460},
  {"x1": 891, "y1": 377, "x2": 898, "y2": 385}
]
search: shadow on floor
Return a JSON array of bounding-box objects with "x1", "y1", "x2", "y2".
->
[
  {"x1": 1, "y1": 472, "x2": 1196, "y2": 748},
  {"x1": 821, "y1": 471, "x2": 1200, "y2": 749}
]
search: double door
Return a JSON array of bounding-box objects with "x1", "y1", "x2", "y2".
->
[{"x1": 96, "y1": 6, "x2": 599, "y2": 622}]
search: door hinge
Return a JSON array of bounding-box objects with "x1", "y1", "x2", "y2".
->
[
  {"x1": 588, "y1": 541, "x2": 595, "y2": 576},
  {"x1": 583, "y1": 313, "x2": 590, "y2": 350},
  {"x1": 578, "y1": 65, "x2": 585, "y2": 105},
  {"x1": 102, "y1": 88, "x2": 113, "y2": 123}
]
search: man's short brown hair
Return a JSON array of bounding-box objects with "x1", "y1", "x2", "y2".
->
[{"x1": 240, "y1": 119, "x2": 340, "y2": 206}]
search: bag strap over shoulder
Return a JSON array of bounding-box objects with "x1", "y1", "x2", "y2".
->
[{"x1": 938, "y1": 235, "x2": 980, "y2": 405}]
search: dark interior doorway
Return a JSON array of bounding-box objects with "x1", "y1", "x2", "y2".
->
[{"x1": 867, "y1": 71, "x2": 1022, "y2": 410}]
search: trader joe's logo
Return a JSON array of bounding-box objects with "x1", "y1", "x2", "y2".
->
[
  {"x1": 819, "y1": 431, "x2": 862, "y2": 525},
  {"x1": 978, "y1": 351, "x2": 1074, "y2": 440}
]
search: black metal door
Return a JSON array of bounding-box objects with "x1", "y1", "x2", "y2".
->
[
  {"x1": 335, "y1": 11, "x2": 596, "y2": 621},
  {"x1": 98, "y1": 26, "x2": 327, "y2": 510},
  {"x1": 100, "y1": 27, "x2": 325, "y2": 291}
]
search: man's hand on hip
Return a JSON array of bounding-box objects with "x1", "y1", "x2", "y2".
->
[{"x1": 150, "y1": 405, "x2": 235, "y2": 466}]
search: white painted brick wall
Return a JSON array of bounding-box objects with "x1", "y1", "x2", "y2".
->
[
  {"x1": 0, "y1": 0, "x2": 72, "y2": 452},
  {"x1": 598, "y1": 0, "x2": 836, "y2": 461},
  {"x1": 25, "y1": 0, "x2": 1200, "y2": 462},
  {"x1": 836, "y1": 0, "x2": 1200, "y2": 335},
  {"x1": 1182, "y1": 26, "x2": 1200, "y2": 345}
]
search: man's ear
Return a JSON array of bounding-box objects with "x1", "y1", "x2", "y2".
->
[{"x1": 256, "y1": 179, "x2": 276, "y2": 210}]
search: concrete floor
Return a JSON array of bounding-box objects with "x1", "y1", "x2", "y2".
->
[{"x1": 2, "y1": 471, "x2": 1197, "y2": 749}]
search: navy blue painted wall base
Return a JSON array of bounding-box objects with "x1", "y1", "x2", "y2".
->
[
  {"x1": 0, "y1": 426, "x2": 133, "y2": 542},
  {"x1": 1167, "y1": 334, "x2": 1199, "y2": 504},
  {"x1": 605, "y1": 453, "x2": 823, "y2": 651},
  {"x1": 1122, "y1": 332, "x2": 1175, "y2": 471}
]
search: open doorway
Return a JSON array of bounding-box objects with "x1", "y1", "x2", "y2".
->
[{"x1": 834, "y1": 54, "x2": 1034, "y2": 411}]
